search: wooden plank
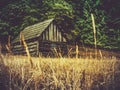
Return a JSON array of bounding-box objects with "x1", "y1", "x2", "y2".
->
[
  {"x1": 30, "y1": 52, "x2": 37, "y2": 56},
  {"x1": 49, "y1": 23, "x2": 53, "y2": 41},
  {"x1": 56, "y1": 27, "x2": 59, "y2": 41},
  {"x1": 58, "y1": 28, "x2": 62, "y2": 41},
  {"x1": 27, "y1": 41, "x2": 38, "y2": 46},
  {"x1": 13, "y1": 47, "x2": 23, "y2": 51},
  {"x1": 13, "y1": 48, "x2": 24, "y2": 51},
  {"x1": 56, "y1": 25, "x2": 58, "y2": 41},
  {"x1": 53, "y1": 24, "x2": 56, "y2": 41},
  {"x1": 27, "y1": 44, "x2": 37, "y2": 48},
  {"x1": 13, "y1": 50, "x2": 26, "y2": 54},
  {"x1": 36, "y1": 41, "x2": 39, "y2": 56},
  {"x1": 51, "y1": 23, "x2": 53, "y2": 41},
  {"x1": 29, "y1": 48, "x2": 37, "y2": 52},
  {"x1": 13, "y1": 41, "x2": 37, "y2": 49},
  {"x1": 48, "y1": 27, "x2": 49, "y2": 40},
  {"x1": 12, "y1": 45, "x2": 24, "y2": 50},
  {"x1": 45, "y1": 29, "x2": 48, "y2": 40},
  {"x1": 52, "y1": 23, "x2": 55, "y2": 41},
  {"x1": 13, "y1": 44, "x2": 23, "y2": 48},
  {"x1": 12, "y1": 41, "x2": 38, "y2": 55}
]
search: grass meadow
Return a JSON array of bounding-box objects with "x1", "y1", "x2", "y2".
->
[{"x1": 0, "y1": 54, "x2": 120, "y2": 90}]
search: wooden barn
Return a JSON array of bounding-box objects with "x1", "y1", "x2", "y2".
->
[{"x1": 12, "y1": 19, "x2": 67, "y2": 56}]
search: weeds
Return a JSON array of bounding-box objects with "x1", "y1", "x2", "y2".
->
[
  {"x1": 20, "y1": 32, "x2": 33, "y2": 68},
  {"x1": 0, "y1": 55, "x2": 120, "y2": 90}
]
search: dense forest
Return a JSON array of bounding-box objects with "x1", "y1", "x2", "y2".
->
[{"x1": 0, "y1": 0, "x2": 120, "y2": 50}]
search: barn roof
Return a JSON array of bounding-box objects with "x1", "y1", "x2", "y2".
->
[{"x1": 13, "y1": 18, "x2": 54, "y2": 43}]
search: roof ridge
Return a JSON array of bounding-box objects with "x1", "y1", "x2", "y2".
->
[{"x1": 24, "y1": 18, "x2": 54, "y2": 31}]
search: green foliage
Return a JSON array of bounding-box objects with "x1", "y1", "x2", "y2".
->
[
  {"x1": 0, "y1": 0, "x2": 119, "y2": 50},
  {"x1": 71, "y1": 0, "x2": 108, "y2": 46}
]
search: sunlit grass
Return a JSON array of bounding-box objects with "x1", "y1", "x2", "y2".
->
[{"x1": 0, "y1": 55, "x2": 120, "y2": 90}]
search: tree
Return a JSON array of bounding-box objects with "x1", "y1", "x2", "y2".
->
[
  {"x1": 0, "y1": 0, "x2": 119, "y2": 50},
  {"x1": 67, "y1": 0, "x2": 109, "y2": 48}
]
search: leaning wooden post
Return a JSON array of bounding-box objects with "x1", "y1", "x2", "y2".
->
[{"x1": 91, "y1": 13, "x2": 97, "y2": 58}]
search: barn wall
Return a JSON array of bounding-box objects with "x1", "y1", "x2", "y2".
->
[
  {"x1": 39, "y1": 41, "x2": 67, "y2": 57},
  {"x1": 41, "y1": 23, "x2": 66, "y2": 42},
  {"x1": 12, "y1": 20, "x2": 67, "y2": 57},
  {"x1": 12, "y1": 40, "x2": 39, "y2": 56},
  {"x1": 38, "y1": 22, "x2": 67, "y2": 57}
]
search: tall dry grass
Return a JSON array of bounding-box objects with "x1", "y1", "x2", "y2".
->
[
  {"x1": 20, "y1": 32, "x2": 33, "y2": 68},
  {"x1": 91, "y1": 13, "x2": 97, "y2": 59},
  {"x1": 0, "y1": 54, "x2": 120, "y2": 90},
  {"x1": 0, "y1": 31, "x2": 120, "y2": 90}
]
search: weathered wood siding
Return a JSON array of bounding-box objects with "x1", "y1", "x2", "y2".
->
[
  {"x1": 38, "y1": 22, "x2": 67, "y2": 57},
  {"x1": 41, "y1": 23, "x2": 66, "y2": 42},
  {"x1": 12, "y1": 19, "x2": 67, "y2": 57},
  {"x1": 12, "y1": 41, "x2": 39, "y2": 56},
  {"x1": 39, "y1": 41, "x2": 67, "y2": 57}
]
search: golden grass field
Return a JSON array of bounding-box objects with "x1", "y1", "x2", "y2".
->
[{"x1": 0, "y1": 54, "x2": 120, "y2": 90}]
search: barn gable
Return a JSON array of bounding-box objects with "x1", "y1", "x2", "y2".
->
[
  {"x1": 12, "y1": 18, "x2": 67, "y2": 56},
  {"x1": 40, "y1": 21, "x2": 66, "y2": 42}
]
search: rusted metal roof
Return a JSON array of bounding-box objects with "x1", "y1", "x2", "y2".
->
[{"x1": 13, "y1": 18, "x2": 54, "y2": 43}]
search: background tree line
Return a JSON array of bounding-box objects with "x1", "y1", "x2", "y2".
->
[{"x1": 0, "y1": 0, "x2": 120, "y2": 50}]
